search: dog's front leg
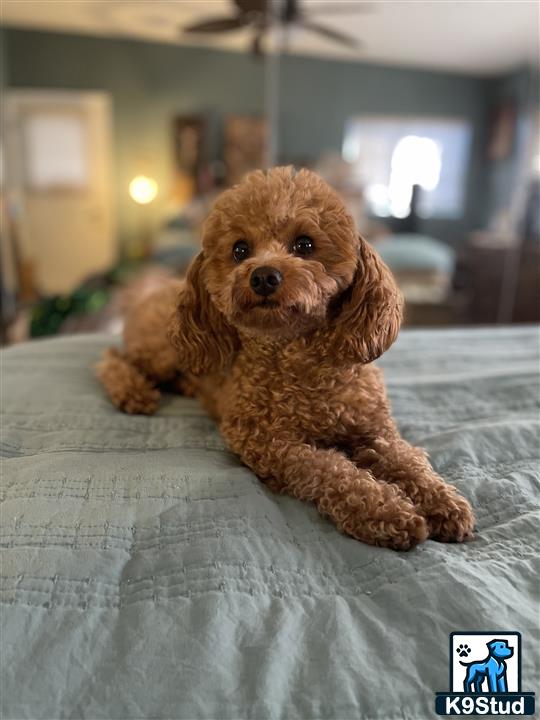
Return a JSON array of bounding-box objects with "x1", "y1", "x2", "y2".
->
[
  {"x1": 351, "y1": 429, "x2": 475, "y2": 543},
  {"x1": 222, "y1": 425, "x2": 428, "y2": 550},
  {"x1": 463, "y1": 671, "x2": 474, "y2": 694}
]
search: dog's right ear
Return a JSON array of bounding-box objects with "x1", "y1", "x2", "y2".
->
[
  {"x1": 168, "y1": 252, "x2": 238, "y2": 375},
  {"x1": 330, "y1": 235, "x2": 403, "y2": 364},
  {"x1": 311, "y1": 235, "x2": 403, "y2": 365}
]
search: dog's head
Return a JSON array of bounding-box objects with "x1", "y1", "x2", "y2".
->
[
  {"x1": 170, "y1": 166, "x2": 403, "y2": 374},
  {"x1": 488, "y1": 640, "x2": 514, "y2": 660}
]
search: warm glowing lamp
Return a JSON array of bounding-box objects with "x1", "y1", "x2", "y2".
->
[
  {"x1": 129, "y1": 175, "x2": 158, "y2": 205},
  {"x1": 128, "y1": 175, "x2": 158, "y2": 258}
]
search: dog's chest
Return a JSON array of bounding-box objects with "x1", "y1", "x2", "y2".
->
[{"x1": 217, "y1": 351, "x2": 385, "y2": 439}]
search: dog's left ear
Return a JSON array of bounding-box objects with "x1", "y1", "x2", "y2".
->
[
  {"x1": 168, "y1": 252, "x2": 239, "y2": 375},
  {"x1": 324, "y1": 235, "x2": 403, "y2": 364}
]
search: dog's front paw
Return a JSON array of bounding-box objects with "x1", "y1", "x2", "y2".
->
[
  {"x1": 426, "y1": 489, "x2": 475, "y2": 543},
  {"x1": 379, "y1": 512, "x2": 430, "y2": 551},
  {"x1": 120, "y1": 386, "x2": 161, "y2": 415},
  {"x1": 339, "y1": 497, "x2": 429, "y2": 551}
]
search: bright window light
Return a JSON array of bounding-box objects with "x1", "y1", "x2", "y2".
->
[
  {"x1": 364, "y1": 183, "x2": 391, "y2": 217},
  {"x1": 389, "y1": 135, "x2": 442, "y2": 218},
  {"x1": 343, "y1": 117, "x2": 471, "y2": 219}
]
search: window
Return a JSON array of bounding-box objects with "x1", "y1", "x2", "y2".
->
[{"x1": 342, "y1": 117, "x2": 472, "y2": 219}]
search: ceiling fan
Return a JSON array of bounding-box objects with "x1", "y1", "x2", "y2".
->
[{"x1": 181, "y1": 0, "x2": 374, "y2": 55}]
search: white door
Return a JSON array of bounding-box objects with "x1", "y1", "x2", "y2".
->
[{"x1": 4, "y1": 90, "x2": 116, "y2": 294}]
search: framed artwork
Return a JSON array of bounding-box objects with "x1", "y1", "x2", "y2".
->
[
  {"x1": 172, "y1": 115, "x2": 206, "y2": 200},
  {"x1": 224, "y1": 115, "x2": 267, "y2": 186},
  {"x1": 488, "y1": 100, "x2": 516, "y2": 161}
]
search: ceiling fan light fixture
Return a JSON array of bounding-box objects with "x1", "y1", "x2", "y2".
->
[{"x1": 180, "y1": 0, "x2": 365, "y2": 55}]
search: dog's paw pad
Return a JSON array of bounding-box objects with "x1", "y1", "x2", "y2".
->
[{"x1": 456, "y1": 644, "x2": 471, "y2": 658}]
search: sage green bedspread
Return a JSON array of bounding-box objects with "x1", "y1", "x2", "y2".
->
[{"x1": 1, "y1": 327, "x2": 539, "y2": 719}]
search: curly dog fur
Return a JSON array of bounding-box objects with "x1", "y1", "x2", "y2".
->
[{"x1": 98, "y1": 167, "x2": 474, "y2": 550}]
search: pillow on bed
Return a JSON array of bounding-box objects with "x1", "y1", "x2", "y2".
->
[{"x1": 374, "y1": 234, "x2": 455, "y2": 274}]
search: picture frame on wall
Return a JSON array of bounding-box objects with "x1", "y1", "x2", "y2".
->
[
  {"x1": 172, "y1": 115, "x2": 207, "y2": 202},
  {"x1": 224, "y1": 115, "x2": 267, "y2": 186},
  {"x1": 488, "y1": 100, "x2": 516, "y2": 161}
]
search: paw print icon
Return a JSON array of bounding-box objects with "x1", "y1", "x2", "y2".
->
[{"x1": 456, "y1": 644, "x2": 471, "y2": 658}]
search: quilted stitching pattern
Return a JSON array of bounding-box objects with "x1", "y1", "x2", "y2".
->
[{"x1": 1, "y1": 328, "x2": 539, "y2": 720}]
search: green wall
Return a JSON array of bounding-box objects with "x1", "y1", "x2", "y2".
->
[{"x1": 2, "y1": 27, "x2": 495, "y2": 250}]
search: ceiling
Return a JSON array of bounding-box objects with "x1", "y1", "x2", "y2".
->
[{"x1": 2, "y1": 0, "x2": 539, "y2": 75}]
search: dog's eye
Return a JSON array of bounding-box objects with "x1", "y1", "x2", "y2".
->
[
  {"x1": 292, "y1": 236, "x2": 315, "y2": 256},
  {"x1": 232, "y1": 240, "x2": 250, "y2": 263}
]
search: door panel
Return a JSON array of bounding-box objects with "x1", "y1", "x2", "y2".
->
[{"x1": 5, "y1": 91, "x2": 116, "y2": 294}]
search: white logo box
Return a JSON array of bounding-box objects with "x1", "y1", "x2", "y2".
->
[{"x1": 450, "y1": 632, "x2": 520, "y2": 693}]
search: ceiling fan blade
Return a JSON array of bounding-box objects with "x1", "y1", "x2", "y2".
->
[
  {"x1": 300, "y1": 20, "x2": 361, "y2": 48},
  {"x1": 183, "y1": 16, "x2": 250, "y2": 34}
]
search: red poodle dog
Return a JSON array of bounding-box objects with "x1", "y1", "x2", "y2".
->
[{"x1": 98, "y1": 167, "x2": 474, "y2": 550}]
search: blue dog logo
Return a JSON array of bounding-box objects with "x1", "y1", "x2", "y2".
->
[
  {"x1": 459, "y1": 639, "x2": 513, "y2": 693},
  {"x1": 435, "y1": 631, "x2": 536, "y2": 715}
]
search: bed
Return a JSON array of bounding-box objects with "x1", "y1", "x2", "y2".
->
[{"x1": 1, "y1": 326, "x2": 539, "y2": 720}]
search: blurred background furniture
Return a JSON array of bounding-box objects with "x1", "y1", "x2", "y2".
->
[
  {"x1": 462, "y1": 232, "x2": 540, "y2": 324},
  {"x1": 375, "y1": 234, "x2": 467, "y2": 327},
  {"x1": 1, "y1": 0, "x2": 539, "y2": 343}
]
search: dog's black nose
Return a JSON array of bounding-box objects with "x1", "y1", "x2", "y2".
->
[{"x1": 250, "y1": 266, "x2": 282, "y2": 296}]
